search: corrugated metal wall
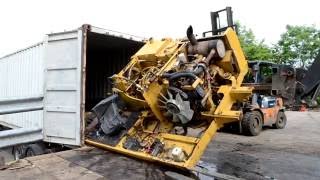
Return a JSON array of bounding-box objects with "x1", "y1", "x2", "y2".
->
[
  {"x1": 0, "y1": 43, "x2": 44, "y2": 128},
  {"x1": 0, "y1": 110, "x2": 43, "y2": 128}
]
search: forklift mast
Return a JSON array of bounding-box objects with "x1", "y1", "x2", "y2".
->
[{"x1": 203, "y1": 6, "x2": 237, "y2": 37}]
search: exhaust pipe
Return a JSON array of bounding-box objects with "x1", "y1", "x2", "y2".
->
[{"x1": 187, "y1": 25, "x2": 198, "y2": 45}]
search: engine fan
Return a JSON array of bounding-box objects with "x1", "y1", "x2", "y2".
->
[{"x1": 158, "y1": 89, "x2": 194, "y2": 124}]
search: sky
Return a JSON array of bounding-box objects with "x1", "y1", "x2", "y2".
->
[{"x1": 0, "y1": 0, "x2": 319, "y2": 57}]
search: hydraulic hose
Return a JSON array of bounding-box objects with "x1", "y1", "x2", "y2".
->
[
  {"x1": 162, "y1": 72, "x2": 198, "y2": 81},
  {"x1": 162, "y1": 63, "x2": 207, "y2": 80}
]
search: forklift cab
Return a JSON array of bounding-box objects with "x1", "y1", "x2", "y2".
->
[{"x1": 247, "y1": 61, "x2": 275, "y2": 83}]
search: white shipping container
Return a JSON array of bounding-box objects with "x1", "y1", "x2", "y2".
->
[
  {"x1": 0, "y1": 43, "x2": 44, "y2": 129},
  {"x1": 0, "y1": 25, "x2": 144, "y2": 147}
]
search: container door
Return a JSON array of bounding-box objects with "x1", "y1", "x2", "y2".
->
[{"x1": 43, "y1": 30, "x2": 83, "y2": 146}]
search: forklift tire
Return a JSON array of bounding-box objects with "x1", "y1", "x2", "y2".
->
[
  {"x1": 273, "y1": 111, "x2": 287, "y2": 129},
  {"x1": 242, "y1": 111, "x2": 262, "y2": 136}
]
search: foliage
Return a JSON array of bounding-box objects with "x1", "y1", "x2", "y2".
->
[
  {"x1": 236, "y1": 23, "x2": 320, "y2": 68},
  {"x1": 273, "y1": 25, "x2": 320, "y2": 68},
  {"x1": 236, "y1": 23, "x2": 273, "y2": 61},
  {"x1": 237, "y1": 23, "x2": 320, "y2": 106}
]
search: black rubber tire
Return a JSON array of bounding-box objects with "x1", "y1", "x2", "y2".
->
[
  {"x1": 25, "y1": 143, "x2": 46, "y2": 157},
  {"x1": 273, "y1": 111, "x2": 287, "y2": 129},
  {"x1": 12, "y1": 146, "x2": 24, "y2": 160},
  {"x1": 242, "y1": 111, "x2": 263, "y2": 136}
]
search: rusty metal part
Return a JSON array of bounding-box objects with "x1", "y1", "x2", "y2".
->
[
  {"x1": 186, "y1": 25, "x2": 225, "y2": 58},
  {"x1": 85, "y1": 116, "x2": 99, "y2": 134},
  {"x1": 209, "y1": 64, "x2": 235, "y2": 86},
  {"x1": 187, "y1": 39, "x2": 225, "y2": 58},
  {"x1": 242, "y1": 83, "x2": 272, "y2": 91},
  {"x1": 203, "y1": 49, "x2": 216, "y2": 65}
]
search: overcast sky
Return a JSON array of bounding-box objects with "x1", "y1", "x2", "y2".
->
[{"x1": 0, "y1": 0, "x2": 319, "y2": 57}]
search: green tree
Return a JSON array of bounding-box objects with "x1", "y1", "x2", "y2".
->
[
  {"x1": 237, "y1": 23, "x2": 273, "y2": 61},
  {"x1": 274, "y1": 25, "x2": 320, "y2": 68}
]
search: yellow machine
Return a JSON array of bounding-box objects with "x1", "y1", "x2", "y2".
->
[{"x1": 86, "y1": 7, "x2": 252, "y2": 169}]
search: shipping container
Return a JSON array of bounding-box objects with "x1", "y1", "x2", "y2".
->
[
  {"x1": 0, "y1": 43, "x2": 44, "y2": 129},
  {"x1": 0, "y1": 24, "x2": 144, "y2": 148}
]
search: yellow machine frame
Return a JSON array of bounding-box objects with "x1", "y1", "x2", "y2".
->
[{"x1": 86, "y1": 27, "x2": 252, "y2": 169}]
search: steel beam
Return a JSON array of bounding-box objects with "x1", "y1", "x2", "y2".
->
[
  {"x1": 0, "y1": 127, "x2": 43, "y2": 148},
  {"x1": 0, "y1": 96, "x2": 43, "y2": 115}
]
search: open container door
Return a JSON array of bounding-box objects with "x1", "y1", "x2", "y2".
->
[
  {"x1": 43, "y1": 25, "x2": 144, "y2": 146},
  {"x1": 43, "y1": 29, "x2": 84, "y2": 146}
]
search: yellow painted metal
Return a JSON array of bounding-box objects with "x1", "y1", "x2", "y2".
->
[
  {"x1": 85, "y1": 27, "x2": 252, "y2": 169},
  {"x1": 135, "y1": 38, "x2": 177, "y2": 60},
  {"x1": 216, "y1": 50, "x2": 233, "y2": 73},
  {"x1": 113, "y1": 88, "x2": 148, "y2": 109},
  {"x1": 182, "y1": 78, "x2": 203, "y2": 91},
  {"x1": 142, "y1": 82, "x2": 166, "y2": 121},
  {"x1": 223, "y1": 28, "x2": 248, "y2": 86},
  {"x1": 85, "y1": 139, "x2": 189, "y2": 168}
]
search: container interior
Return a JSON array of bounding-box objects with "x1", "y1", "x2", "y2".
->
[{"x1": 85, "y1": 31, "x2": 144, "y2": 111}]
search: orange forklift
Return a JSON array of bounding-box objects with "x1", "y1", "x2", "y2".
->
[
  {"x1": 238, "y1": 61, "x2": 287, "y2": 136},
  {"x1": 241, "y1": 94, "x2": 286, "y2": 136}
]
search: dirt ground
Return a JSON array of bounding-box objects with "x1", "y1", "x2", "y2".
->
[
  {"x1": 202, "y1": 111, "x2": 320, "y2": 180},
  {"x1": 0, "y1": 147, "x2": 14, "y2": 164},
  {"x1": 0, "y1": 111, "x2": 319, "y2": 180}
]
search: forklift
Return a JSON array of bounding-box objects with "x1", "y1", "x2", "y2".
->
[{"x1": 240, "y1": 61, "x2": 287, "y2": 136}]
